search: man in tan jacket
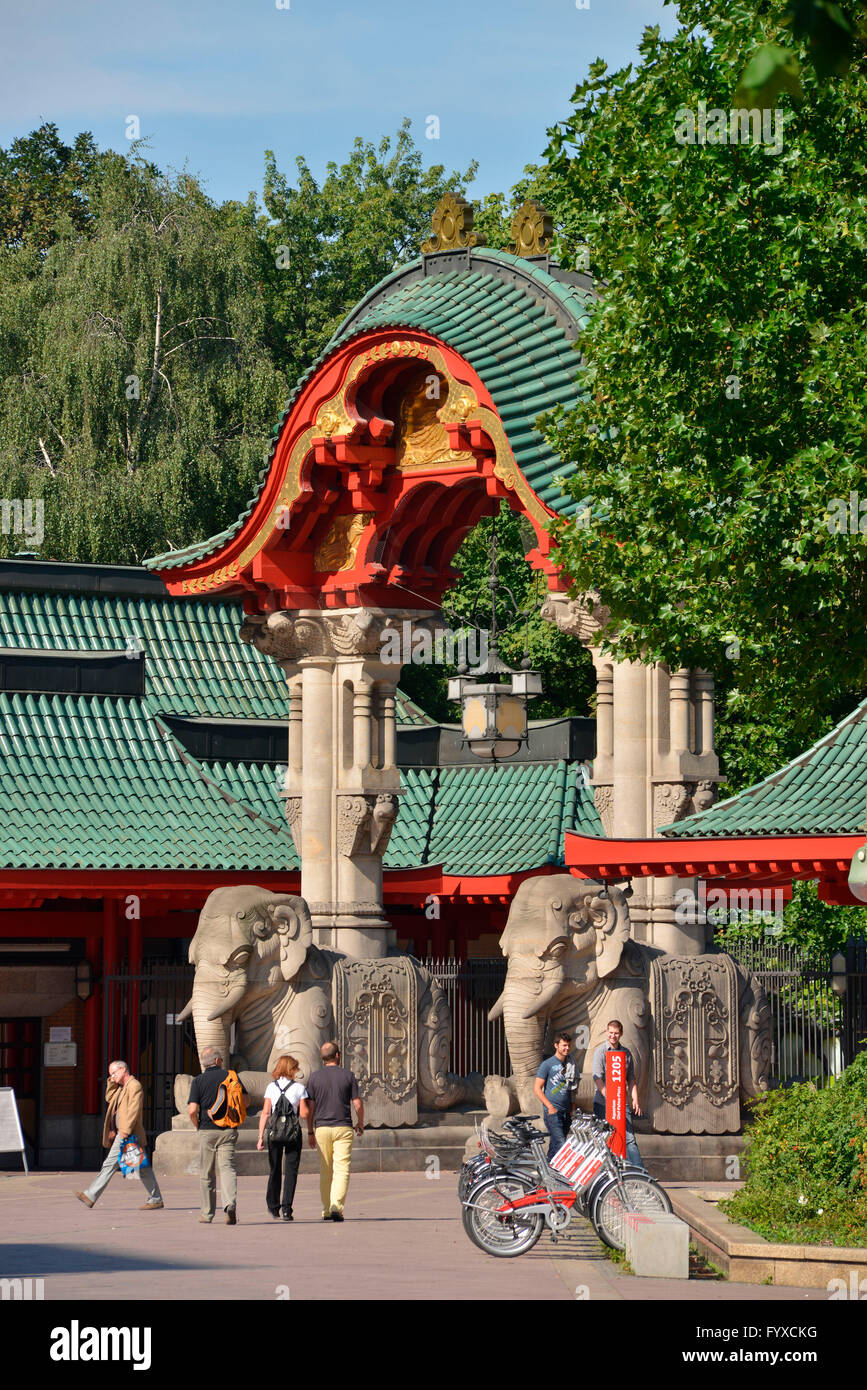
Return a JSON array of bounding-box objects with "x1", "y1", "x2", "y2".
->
[{"x1": 75, "y1": 1060, "x2": 163, "y2": 1210}]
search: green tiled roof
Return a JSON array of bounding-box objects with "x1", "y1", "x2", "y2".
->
[
  {"x1": 0, "y1": 688, "x2": 600, "y2": 873},
  {"x1": 661, "y1": 698, "x2": 867, "y2": 838},
  {"x1": 0, "y1": 694, "x2": 297, "y2": 871},
  {"x1": 0, "y1": 572, "x2": 601, "y2": 875},
  {"x1": 146, "y1": 248, "x2": 594, "y2": 572},
  {"x1": 0, "y1": 585, "x2": 429, "y2": 727}
]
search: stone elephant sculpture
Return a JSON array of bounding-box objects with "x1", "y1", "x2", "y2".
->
[
  {"x1": 175, "y1": 885, "x2": 481, "y2": 1121},
  {"x1": 484, "y1": 875, "x2": 770, "y2": 1134}
]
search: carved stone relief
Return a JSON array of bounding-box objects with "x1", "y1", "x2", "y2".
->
[
  {"x1": 649, "y1": 954, "x2": 741, "y2": 1133},
  {"x1": 539, "y1": 592, "x2": 612, "y2": 645},
  {"x1": 284, "y1": 796, "x2": 302, "y2": 853},
  {"x1": 334, "y1": 957, "x2": 419, "y2": 1126},
  {"x1": 593, "y1": 784, "x2": 614, "y2": 837}
]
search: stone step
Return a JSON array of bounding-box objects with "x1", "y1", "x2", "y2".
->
[{"x1": 155, "y1": 1124, "x2": 747, "y2": 1181}]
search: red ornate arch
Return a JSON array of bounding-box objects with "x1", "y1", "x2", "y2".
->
[{"x1": 154, "y1": 329, "x2": 568, "y2": 612}]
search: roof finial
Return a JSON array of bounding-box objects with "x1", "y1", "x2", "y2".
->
[
  {"x1": 422, "y1": 192, "x2": 485, "y2": 254},
  {"x1": 508, "y1": 200, "x2": 553, "y2": 258}
]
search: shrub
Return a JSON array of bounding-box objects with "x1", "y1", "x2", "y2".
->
[{"x1": 723, "y1": 1051, "x2": 867, "y2": 1246}]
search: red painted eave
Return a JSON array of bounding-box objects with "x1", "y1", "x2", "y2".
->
[{"x1": 563, "y1": 830, "x2": 863, "y2": 902}]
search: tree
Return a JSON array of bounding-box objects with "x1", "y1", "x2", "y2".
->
[
  {"x1": 0, "y1": 151, "x2": 287, "y2": 562},
  {"x1": 260, "y1": 120, "x2": 478, "y2": 386},
  {"x1": 541, "y1": 0, "x2": 867, "y2": 790},
  {"x1": 0, "y1": 123, "x2": 103, "y2": 254}
]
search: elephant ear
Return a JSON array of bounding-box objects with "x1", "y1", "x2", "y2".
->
[
  {"x1": 585, "y1": 883, "x2": 631, "y2": 978},
  {"x1": 253, "y1": 894, "x2": 313, "y2": 981}
]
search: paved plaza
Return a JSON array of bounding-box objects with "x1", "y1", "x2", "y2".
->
[{"x1": 0, "y1": 1171, "x2": 828, "y2": 1302}]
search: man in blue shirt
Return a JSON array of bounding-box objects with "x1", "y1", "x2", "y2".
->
[{"x1": 534, "y1": 1032, "x2": 578, "y2": 1159}]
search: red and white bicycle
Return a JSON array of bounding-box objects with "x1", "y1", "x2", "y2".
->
[{"x1": 460, "y1": 1113, "x2": 671, "y2": 1256}]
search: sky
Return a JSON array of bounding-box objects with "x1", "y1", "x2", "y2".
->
[{"x1": 0, "y1": 0, "x2": 678, "y2": 207}]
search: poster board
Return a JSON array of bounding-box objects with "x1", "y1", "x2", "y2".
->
[{"x1": 0, "y1": 1087, "x2": 29, "y2": 1173}]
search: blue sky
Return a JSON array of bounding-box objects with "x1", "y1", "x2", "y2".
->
[{"x1": 0, "y1": 0, "x2": 678, "y2": 207}]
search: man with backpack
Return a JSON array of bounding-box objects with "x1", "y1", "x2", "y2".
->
[
  {"x1": 256, "y1": 1054, "x2": 309, "y2": 1221},
  {"x1": 188, "y1": 1045, "x2": 248, "y2": 1224}
]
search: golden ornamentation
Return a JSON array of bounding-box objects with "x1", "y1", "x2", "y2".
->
[
  {"x1": 508, "y1": 200, "x2": 553, "y2": 258},
  {"x1": 421, "y1": 192, "x2": 485, "y2": 254},
  {"x1": 235, "y1": 337, "x2": 552, "y2": 577},
  {"x1": 314, "y1": 512, "x2": 374, "y2": 572},
  {"x1": 395, "y1": 370, "x2": 474, "y2": 471}
]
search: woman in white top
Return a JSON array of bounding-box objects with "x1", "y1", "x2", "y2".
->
[{"x1": 257, "y1": 1054, "x2": 310, "y2": 1220}]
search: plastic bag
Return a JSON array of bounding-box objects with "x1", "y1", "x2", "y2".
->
[{"x1": 118, "y1": 1134, "x2": 150, "y2": 1178}]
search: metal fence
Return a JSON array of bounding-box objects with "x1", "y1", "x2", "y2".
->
[
  {"x1": 722, "y1": 935, "x2": 867, "y2": 1085},
  {"x1": 423, "y1": 957, "x2": 508, "y2": 1078},
  {"x1": 103, "y1": 962, "x2": 196, "y2": 1141},
  {"x1": 101, "y1": 942, "x2": 867, "y2": 1139}
]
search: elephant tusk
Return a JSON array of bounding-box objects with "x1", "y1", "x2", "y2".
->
[
  {"x1": 488, "y1": 994, "x2": 505, "y2": 1023},
  {"x1": 176, "y1": 998, "x2": 194, "y2": 1023}
]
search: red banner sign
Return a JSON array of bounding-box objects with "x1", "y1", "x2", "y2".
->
[{"x1": 605, "y1": 1049, "x2": 627, "y2": 1159}]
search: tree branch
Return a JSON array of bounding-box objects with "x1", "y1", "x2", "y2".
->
[{"x1": 37, "y1": 437, "x2": 57, "y2": 477}]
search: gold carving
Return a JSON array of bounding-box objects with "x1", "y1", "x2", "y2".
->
[
  {"x1": 395, "y1": 370, "x2": 474, "y2": 471},
  {"x1": 235, "y1": 338, "x2": 551, "y2": 578},
  {"x1": 421, "y1": 192, "x2": 485, "y2": 254},
  {"x1": 508, "y1": 200, "x2": 553, "y2": 258},
  {"x1": 314, "y1": 512, "x2": 374, "y2": 573}
]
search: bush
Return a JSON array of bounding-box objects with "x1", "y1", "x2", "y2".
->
[{"x1": 723, "y1": 1051, "x2": 867, "y2": 1247}]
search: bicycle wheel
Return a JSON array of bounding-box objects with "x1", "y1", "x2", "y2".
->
[
  {"x1": 590, "y1": 1172, "x2": 672, "y2": 1251},
  {"x1": 462, "y1": 1174, "x2": 544, "y2": 1258}
]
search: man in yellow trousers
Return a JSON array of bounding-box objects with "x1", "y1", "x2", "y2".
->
[{"x1": 306, "y1": 1042, "x2": 364, "y2": 1222}]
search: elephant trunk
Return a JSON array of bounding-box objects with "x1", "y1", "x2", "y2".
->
[
  {"x1": 205, "y1": 981, "x2": 248, "y2": 1022},
  {"x1": 188, "y1": 989, "x2": 235, "y2": 1068}
]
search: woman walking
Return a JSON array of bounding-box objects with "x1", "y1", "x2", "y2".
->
[{"x1": 257, "y1": 1055, "x2": 309, "y2": 1221}]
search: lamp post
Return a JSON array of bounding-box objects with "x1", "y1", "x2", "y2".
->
[{"x1": 446, "y1": 505, "x2": 542, "y2": 761}]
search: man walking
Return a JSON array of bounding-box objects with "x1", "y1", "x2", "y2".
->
[
  {"x1": 592, "y1": 1018, "x2": 645, "y2": 1170},
  {"x1": 75, "y1": 1059, "x2": 163, "y2": 1210},
  {"x1": 188, "y1": 1045, "x2": 246, "y2": 1225},
  {"x1": 534, "y1": 1032, "x2": 578, "y2": 1159},
  {"x1": 306, "y1": 1042, "x2": 364, "y2": 1222}
]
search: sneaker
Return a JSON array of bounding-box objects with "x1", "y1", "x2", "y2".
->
[
  {"x1": 322, "y1": 1212, "x2": 333, "y2": 1221},
  {"x1": 225, "y1": 1208, "x2": 237, "y2": 1225},
  {"x1": 330, "y1": 1209, "x2": 344, "y2": 1223},
  {"x1": 282, "y1": 1212, "x2": 294, "y2": 1221},
  {"x1": 75, "y1": 1191, "x2": 94, "y2": 1208},
  {"x1": 199, "y1": 1216, "x2": 213, "y2": 1224},
  {"x1": 268, "y1": 1209, "x2": 280, "y2": 1219},
  {"x1": 141, "y1": 1200, "x2": 164, "y2": 1210}
]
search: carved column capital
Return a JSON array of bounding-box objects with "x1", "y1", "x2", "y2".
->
[{"x1": 540, "y1": 591, "x2": 612, "y2": 646}]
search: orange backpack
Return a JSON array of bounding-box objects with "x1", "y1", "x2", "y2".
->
[{"x1": 207, "y1": 1069, "x2": 247, "y2": 1128}]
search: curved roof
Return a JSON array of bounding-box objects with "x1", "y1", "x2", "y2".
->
[
  {"x1": 145, "y1": 247, "x2": 596, "y2": 572},
  {"x1": 660, "y1": 697, "x2": 867, "y2": 838}
]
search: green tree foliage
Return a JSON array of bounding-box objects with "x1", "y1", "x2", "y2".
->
[
  {"x1": 542, "y1": 0, "x2": 867, "y2": 790},
  {"x1": 399, "y1": 502, "x2": 595, "y2": 721},
  {"x1": 0, "y1": 123, "x2": 103, "y2": 253},
  {"x1": 735, "y1": 0, "x2": 862, "y2": 105},
  {"x1": 260, "y1": 120, "x2": 477, "y2": 386},
  {"x1": 0, "y1": 150, "x2": 286, "y2": 562},
  {"x1": 723, "y1": 1049, "x2": 867, "y2": 1245}
]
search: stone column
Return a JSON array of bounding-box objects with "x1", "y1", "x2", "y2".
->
[
  {"x1": 540, "y1": 592, "x2": 720, "y2": 954},
  {"x1": 240, "y1": 607, "x2": 441, "y2": 959}
]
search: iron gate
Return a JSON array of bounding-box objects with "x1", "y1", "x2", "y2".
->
[
  {"x1": 103, "y1": 961, "x2": 196, "y2": 1141},
  {"x1": 424, "y1": 957, "x2": 508, "y2": 1077}
]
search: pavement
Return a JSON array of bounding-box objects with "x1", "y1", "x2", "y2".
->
[{"x1": 0, "y1": 1171, "x2": 830, "y2": 1302}]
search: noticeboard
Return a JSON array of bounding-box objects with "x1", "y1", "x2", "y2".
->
[{"x1": 0, "y1": 1087, "x2": 29, "y2": 1173}]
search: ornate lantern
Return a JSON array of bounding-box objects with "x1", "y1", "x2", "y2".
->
[{"x1": 446, "y1": 507, "x2": 542, "y2": 761}]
